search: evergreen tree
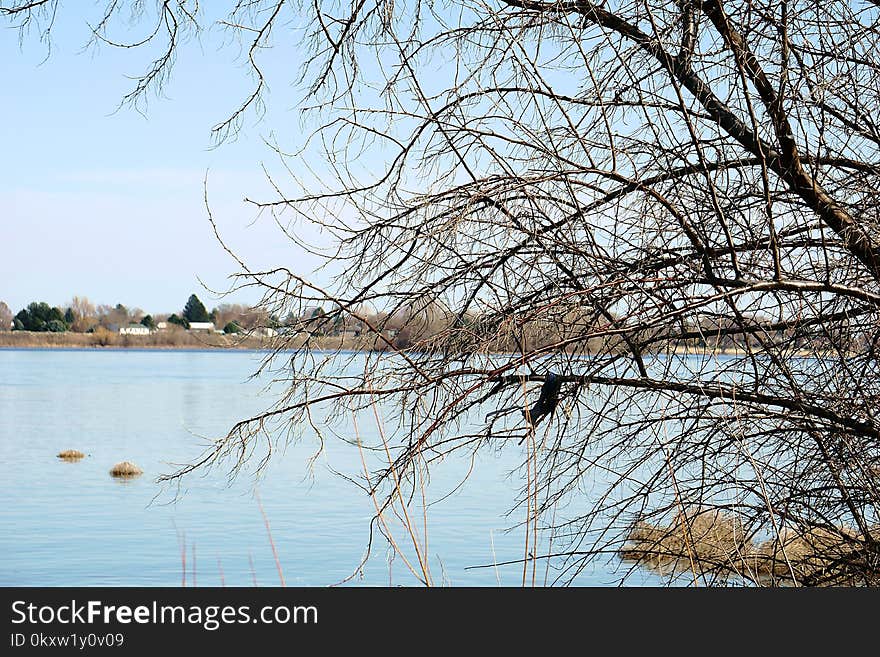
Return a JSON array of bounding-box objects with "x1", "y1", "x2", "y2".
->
[
  {"x1": 14, "y1": 302, "x2": 62, "y2": 331},
  {"x1": 167, "y1": 314, "x2": 189, "y2": 329},
  {"x1": 46, "y1": 319, "x2": 67, "y2": 333},
  {"x1": 140, "y1": 315, "x2": 156, "y2": 330},
  {"x1": 183, "y1": 294, "x2": 210, "y2": 323},
  {"x1": 47, "y1": 306, "x2": 65, "y2": 324}
]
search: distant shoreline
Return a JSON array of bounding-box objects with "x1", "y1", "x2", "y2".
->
[
  {"x1": 0, "y1": 330, "x2": 829, "y2": 358},
  {"x1": 0, "y1": 329, "x2": 365, "y2": 351},
  {"x1": 0, "y1": 330, "x2": 276, "y2": 351},
  {"x1": 668, "y1": 345, "x2": 831, "y2": 358}
]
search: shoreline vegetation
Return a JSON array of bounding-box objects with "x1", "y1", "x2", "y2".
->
[
  {"x1": 1, "y1": 295, "x2": 835, "y2": 357},
  {"x1": 0, "y1": 329, "x2": 829, "y2": 358},
  {"x1": 0, "y1": 329, "x2": 363, "y2": 351}
]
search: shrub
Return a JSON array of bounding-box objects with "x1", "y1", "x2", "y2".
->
[
  {"x1": 167, "y1": 313, "x2": 189, "y2": 329},
  {"x1": 46, "y1": 319, "x2": 68, "y2": 333}
]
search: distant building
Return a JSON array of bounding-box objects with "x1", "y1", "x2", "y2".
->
[
  {"x1": 188, "y1": 322, "x2": 215, "y2": 332},
  {"x1": 258, "y1": 327, "x2": 278, "y2": 337},
  {"x1": 119, "y1": 324, "x2": 151, "y2": 336},
  {"x1": 155, "y1": 321, "x2": 168, "y2": 331}
]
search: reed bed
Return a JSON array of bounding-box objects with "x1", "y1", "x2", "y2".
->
[{"x1": 620, "y1": 507, "x2": 879, "y2": 586}]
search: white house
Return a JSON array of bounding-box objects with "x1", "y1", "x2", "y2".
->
[
  {"x1": 119, "y1": 324, "x2": 151, "y2": 336},
  {"x1": 155, "y1": 321, "x2": 168, "y2": 331},
  {"x1": 188, "y1": 322, "x2": 215, "y2": 332}
]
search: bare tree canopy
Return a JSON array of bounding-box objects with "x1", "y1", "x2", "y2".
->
[
  {"x1": 7, "y1": 0, "x2": 880, "y2": 585},
  {"x1": 0, "y1": 301, "x2": 12, "y2": 330}
]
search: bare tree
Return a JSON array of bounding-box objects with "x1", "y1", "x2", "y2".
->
[
  {"x1": 212, "y1": 303, "x2": 269, "y2": 332},
  {"x1": 66, "y1": 296, "x2": 96, "y2": 332},
  {"x1": 7, "y1": 0, "x2": 880, "y2": 585},
  {"x1": 94, "y1": 303, "x2": 137, "y2": 330}
]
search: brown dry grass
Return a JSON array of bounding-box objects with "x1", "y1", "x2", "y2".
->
[
  {"x1": 0, "y1": 329, "x2": 386, "y2": 351},
  {"x1": 620, "y1": 508, "x2": 753, "y2": 578},
  {"x1": 57, "y1": 449, "x2": 85, "y2": 460},
  {"x1": 621, "y1": 509, "x2": 879, "y2": 585},
  {"x1": 110, "y1": 461, "x2": 143, "y2": 477},
  {"x1": 0, "y1": 330, "x2": 275, "y2": 350},
  {"x1": 751, "y1": 526, "x2": 876, "y2": 585}
]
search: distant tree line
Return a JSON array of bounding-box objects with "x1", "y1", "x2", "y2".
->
[
  {"x1": 0, "y1": 293, "x2": 271, "y2": 336},
  {"x1": 282, "y1": 299, "x2": 838, "y2": 354},
  {"x1": 1, "y1": 293, "x2": 836, "y2": 354}
]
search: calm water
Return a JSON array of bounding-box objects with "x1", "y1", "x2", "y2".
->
[{"x1": 0, "y1": 348, "x2": 657, "y2": 586}]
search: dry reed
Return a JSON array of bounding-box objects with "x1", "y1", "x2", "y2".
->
[
  {"x1": 620, "y1": 508, "x2": 752, "y2": 578},
  {"x1": 751, "y1": 526, "x2": 877, "y2": 585},
  {"x1": 110, "y1": 461, "x2": 143, "y2": 477},
  {"x1": 621, "y1": 509, "x2": 879, "y2": 586},
  {"x1": 57, "y1": 449, "x2": 85, "y2": 460}
]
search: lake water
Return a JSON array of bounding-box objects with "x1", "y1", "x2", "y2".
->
[{"x1": 0, "y1": 348, "x2": 660, "y2": 586}]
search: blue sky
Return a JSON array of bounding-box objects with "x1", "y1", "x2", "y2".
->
[{"x1": 1, "y1": 5, "x2": 328, "y2": 316}]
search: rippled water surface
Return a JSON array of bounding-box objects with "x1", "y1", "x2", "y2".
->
[{"x1": 0, "y1": 348, "x2": 659, "y2": 586}]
